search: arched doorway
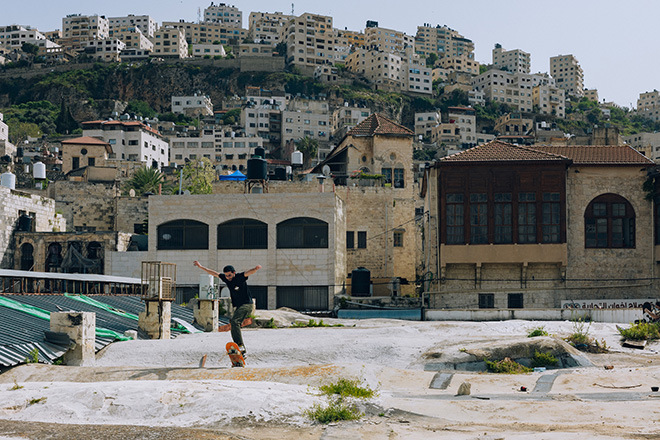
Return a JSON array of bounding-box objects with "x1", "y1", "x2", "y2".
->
[{"x1": 20, "y1": 243, "x2": 34, "y2": 271}]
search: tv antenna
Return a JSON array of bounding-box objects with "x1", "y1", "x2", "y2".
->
[{"x1": 291, "y1": 3, "x2": 295, "y2": 15}]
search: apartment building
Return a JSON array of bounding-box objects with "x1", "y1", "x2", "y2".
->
[
  {"x1": 429, "y1": 107, "x2": 476, "y2": 148},
  {"x1": 152, "y1": 27, "x2": 188, "y2": 59},
  {"x1": 171, "y1": 94, "x2": 213, "y2": 117},
  {"x1": 492, "y1": 44, "x2": 530, "y2": 74},
  {"x1": 0, "y1": 25, "x2": 52, "y2": 49},
  {"x1": 108, "y1": 26, "x2": 153, "y2": 51},
  {"x1": 81, "y1": 119, "x2": 169, "y2": 169},
  {"x1": 494, "y1": 113, "x2": 533, "y2": 136},
  {"x1": 281, "y1": 97, "x2": 331, "y2": 154},
  {"x1": 403, "y1": 55, "x2": 433, "y2": 95},
  {"x1": 438, "y1": 54, "x2": 480, "y2": 75},
  {"x1": 338, "y1": 29, "x2": 365, "y2": 48},
  {"x1": 192, "y1": 43, "x2": 227, "y2": 57},
  {"x1": 415, "y1": 23, "x2": 474, "y2": 60},
  {"x1": 0, "y1": 112, "x2": 16, "y2": 158},
  {"x1": 241, "y1": 88, "x2": 286, "y2": 150},
  {"x1": 636, "y1": 90, "x2": 660, "y2": 122},
  {"x1": 204, "y1": 2, "x2": 242, "y2": 27},
  {"x1": 472, "y1": 69, "x2": 535, "y2": 113},
  {"x1": 161, "y1": 21, "x2": 246, "y2": 46},
  {"x1": 550, "y1": 54, "x2": 584, "y2": 97},
  {"x1": 247, "y1": 11, "x2": 293, "y2": 45},
  {"x1": 584, "y1": 88, "x2": 599, "y2": 102},
  {"x1": 533, "y1": 84, "x2": 566, "y2": 118},
  {"x1": 238, "y1": 42, "x2": 272, "y2": 56},
  {"x1": 108, "y1": 15, "x2": 157, "y2": 37},
  {"x1": 415, "y1": 111, "x2": 440, "y2": 138},
  {"x1": 364, "y1": 22, "x2": 413, "y2": 56},
  {"x1": 61, "y1": 14, "x2": 110, "y2": 50},
  {"x1": 623, "y1": 132, "x2": 660, "y2": 162},
  {"x1": 85, "y1": 38, "x2": 125, "y2": 62},
  {"x1": 169, "y1": 127, "x2": 263, "y2": 171},
  {"x1": 331, "y1": 105, "x2": 371, "y2": 140},
  {"x1": 285, "y1": 13, "x2": 344, "y2": 73}
]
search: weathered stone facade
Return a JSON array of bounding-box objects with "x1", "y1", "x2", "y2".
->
[
  {"x1": 0, "y1": 186, "x2": 65, "y2": 269},
  {"x1": 107, "y1": 192, "x2": 346, "y2": 310},
  {"x1": 46, "y1": 181, "x2": 120, "y2": 232}
]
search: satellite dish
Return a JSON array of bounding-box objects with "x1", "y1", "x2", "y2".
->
[
  {"x1": 322, "y1": 165, "x2": 331, "y2": 176},
  {"x1": 129, "y1": 189, "x2": 136, "y2": 197}
]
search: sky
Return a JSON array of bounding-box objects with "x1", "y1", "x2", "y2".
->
[{"x1": 3, "y1": 0, "x2": 660, "y2": 108}]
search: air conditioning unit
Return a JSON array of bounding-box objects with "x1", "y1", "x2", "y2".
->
[{"x1": 147, "y1": 277, "x2": 173, "y2": 300}]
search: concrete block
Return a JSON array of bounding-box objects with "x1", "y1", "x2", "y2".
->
[{"x1": 50, "y1": 312, "x2": 96, "y2": 366}]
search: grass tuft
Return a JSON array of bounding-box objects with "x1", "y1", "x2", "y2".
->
[
  {"x1": 319, "y1": 378, "x2": 376, "y2": 399},
  {"x1": 305, "y1": 398, "x2": 361, "y2": 423},
  {"x1": 531, "y1": 351, "x2": 558, "y2": 368},
  {"x1": 527, "y1": 326, "x2": 549, "y2": 337},
  {"x1": 618, "y1": 322, "x2": 660, "y2": 341},
  {"x1": 486, "y1": 357, "x2": 532, "y2": 374}
]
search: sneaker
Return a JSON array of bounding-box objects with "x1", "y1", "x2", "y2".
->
[{"x1": 238, "y1": 346, "x2": 247, "y2": 358}]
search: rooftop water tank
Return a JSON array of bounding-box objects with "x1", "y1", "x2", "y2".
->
[
  {"x1": 247, "y1": 155, "x2": 267, "y2": 180},
  {"x1": 33, "y1": 161, "x2": 46, "y2": 180},
  {"x1": 351, "y1": 267, "x2": 371, "y2": 297},
  {"x1": 0, "y1": 171, "x2": 15, "y2": 189},
  {"x1": 291, "y1": 150, "x2": 303, "y2": 166},
  {"x1": 273, "y1": 167, "x2": 286, "y2": 181},
  {"x1": 254, "y1": 146, "x2": 265, "y2": 159}
]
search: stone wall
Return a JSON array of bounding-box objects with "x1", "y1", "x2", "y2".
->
[
  {"x1": 47, "y1": 181, "x2": 119, "y2": 232},
  {"x1": 116, "y1": 196, "x2": 149, "y2": 233},
  {"x1": 104, "y1": 192, "x2": 347, "y2": 310},
  {"x1": 0, "y1": 186, "x2": 63, "y2": 269}
]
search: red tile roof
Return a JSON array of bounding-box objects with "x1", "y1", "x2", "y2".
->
[
  {"x1": 347, "y1": 113, "x2": 413, "y2": 137},
  {"x1": 529, "y1": 145, "x2": 653, "y2": 166},
  {"x1": 61, "y1": 136, "x2": 110, "y2": 146},
  {"x1": 439, "y1": 141, "x2": 569, "y2": 164}
]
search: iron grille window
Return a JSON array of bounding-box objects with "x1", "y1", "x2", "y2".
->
[
  {"x1": 585, "y1": 194, "x2": 635, "y2": 248},
  {"x1": 479, "y1": 293, "x2": 494, "y2": 309},
  {"x1": 277, "y1": 217, "x2": 328, "y2": 248},
  {"x1": 446, "y1": 193, "x2": 464, "y2": 244},
  {"x1": 217, "y1": 219, "x2": 268, "y2": 249},
  {"x1": 393, "y1": 230, "x2": 404, "y2": 247},
  {"x1": 276, "y1": 286, "x2": 328, "y2": 311},
  {"x1": 157, "y1": 219, "x2": 209, "y2": 250},
  {"x1": 518, "y1": 192, "x2": 536, "y2": 243},
  {"x1": 357, "y1": 231, "x2": 367, "y2": 249},
  {"x1": 542, "y1": 192, "x2": 560, "y2": 243},
  {"x1": 470, "y1": 193, "x2": 488, "y2": 244},
  {"x1": 494, "y1": 192, "x2": 512, "y2": 244}
]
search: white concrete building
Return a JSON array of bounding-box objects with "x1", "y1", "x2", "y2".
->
[
  {"x1": 285, "y1": 13, "x2": 349, "y2": 73},
  {"x1": 241, "y1": 89, "x2": 286, "y2": 151},
  {"x1": 550, "y1": 54, "x2": 584, "y2": 97},
  {"x1": 364, "y1": 24, "x2": 414, "y2": 56},
  {"x1": 81, "y1": 119, "x2": 169, "y2": 169},
  {"x1": 415, "y1": 111, "x2": 440, "y2": 138},
  {"x1": 161, "y1": 21, "x2": 246, "y2": 46},
  {"x1": 492, "y1": 43, "x2": 531, "y2": 74},
  {"x1": 331, "y1": 105, "x2": 372, "y2": 140},
  {"x1": 248, "y1": 11, "x2": 293, "y2": 45},
  {"x1": 85, "y1": 38, "x2": 125, "y2": 62},
  {"x1": 623, "y1": 132, "x2": 660, "y2": 162},
  {"x1": 533, "y1": 84, "x2": 566, "y2": 118},
  {"x1": 204, "y1": 3, "x2": 242, "y2": 27},
  {"x1": 192, "y1": 43, "x2": 227, "y2": 58},
  {"x1": 0, "y1": 112, "x2": 16, "y2": 158},
  {"x1": 152, "y1": 27, "x2": 188, "y2": 59},
  {"x1": 637, "y1": 90, "x2": 660, "y2": 122},
  {"x1": 108, "y1": 14, "x2": 158, "y2": 37},
  {"x1": 109, "y1": 26, "x2": 153, "y2": 51},
  {"x1": 171, "y1": 94, "x2": 214, "y2": 117},
  {"x1": 61, "y1": 14, "x2": 110, "y2": 50},
  {"x1": 472, "y1": 69, "x2": 535, "y2": 113}
]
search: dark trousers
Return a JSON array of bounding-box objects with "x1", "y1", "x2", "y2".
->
[{"x1": 230, "y1": 303, "x2": 253, "y2": 347}]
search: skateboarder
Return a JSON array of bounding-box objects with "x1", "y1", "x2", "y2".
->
[{"x1": 193, "y1": 261, "x2": 261, "y2": 356}]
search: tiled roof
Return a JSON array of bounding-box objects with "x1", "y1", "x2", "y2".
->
[
  {"x1": 529, "y1": 145, "x2": 653, "y2": 166},
  {"x1": 61, "y1": 136, "x2": 109, "y2": 146},
  {"x1": 439, "y1": 141, "x2": 569, "y2": 164},
  {"x1": 347, "y1": 113, "x2": 413, "y2": 137}
]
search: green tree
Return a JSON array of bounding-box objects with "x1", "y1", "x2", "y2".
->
[
  {"x1": 221, "y1": 108, "x2": 241, "y2": 125},
  {"x1": 55, "y1": 101, "x2": 79, "y2": 134},
  {"x1": 125, "y1": 100, "x2": 157, "y2": 119},
  {"x1": 297, "y1": 136, "x2": 318, "y2": 168},
  {"x1": 182, "y1": 157, "x2": 215, "y2": 194},
  {"x1": 425, "y1": 53, "x2": 438, "y2": 67},
  {"x1": 124, "y1": 166, "x2": 169, "y2": 196},
  {"x1": 21, "y1": 42, "x2": 39, "y2": 56}
]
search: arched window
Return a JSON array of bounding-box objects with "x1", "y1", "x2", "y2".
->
[
  {"x1": 277, "y1": 217, "x2": 328, "y2": 249},
  {"x1": 20, "y1": 243, "x2": 34, "y2": 271},
  {"x1": 46, "y1": 242, "x2": 62, "y2": 272},
  {"x1": 218, "y1": 219, "x2": 268, "y2": 249},
  {"x1": 585, "y1": 194, "x2": 635, "y2": 248},
  {"x1": 158, "y1": 220, "x2": 209, "y2": 250}
]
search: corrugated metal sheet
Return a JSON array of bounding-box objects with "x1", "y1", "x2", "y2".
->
[{"x1": 0, "y1": 294, "x2": 198, "y2": 367}]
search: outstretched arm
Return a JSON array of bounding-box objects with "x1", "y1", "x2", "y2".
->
[
  {"x1": 244, "y1": 264, "x2": 262, "y2": 277},
  {"x1": 193, "y1": 260, "x2": 220, "y2": 278}
]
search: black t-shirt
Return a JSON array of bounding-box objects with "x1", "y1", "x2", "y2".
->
[{"x1": 219, "y1": 272, "x2": 252, "y2": 307}]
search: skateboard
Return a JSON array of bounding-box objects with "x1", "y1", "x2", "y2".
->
[{"x1": 226, "y1": 342, "x2": 246, "y2": 367}]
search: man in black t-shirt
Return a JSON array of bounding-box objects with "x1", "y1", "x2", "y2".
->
[{"x1": 194, "y1": 260, "x2": 262, "y2": 355}]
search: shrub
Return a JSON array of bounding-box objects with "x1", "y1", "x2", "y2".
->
[
  {"x1": 527, "y1": 326, "x2": 549, "y2": 337},
  {"x1": 618, "y1": 322, "x2": 660, "y2": 341},
  {"x1": 305, "y1": 398, "x2": 361, "y2": 423},
  {"x1": 486, "y1": 357, "x2": 532, "y2": 374},
  {"x1": 319, "y1": 378, "x2": 376, "y2": 399},
  {"x1": 532, "y1": 351, "x2": 558, "y2": 368}
]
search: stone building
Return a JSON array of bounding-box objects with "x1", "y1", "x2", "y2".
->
[
  {"x1": 422, "y1": 141, "x2": 656, "y2": 309},
  {"x1": 313, "y1": 113, "x2": 421, "y2": 295},
  {"x1": 60, "y1": 136, "x2": 112, "y2": 174},
  {"x1": 105, "y1": 192, "x2": 346, "y2": 311}
]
